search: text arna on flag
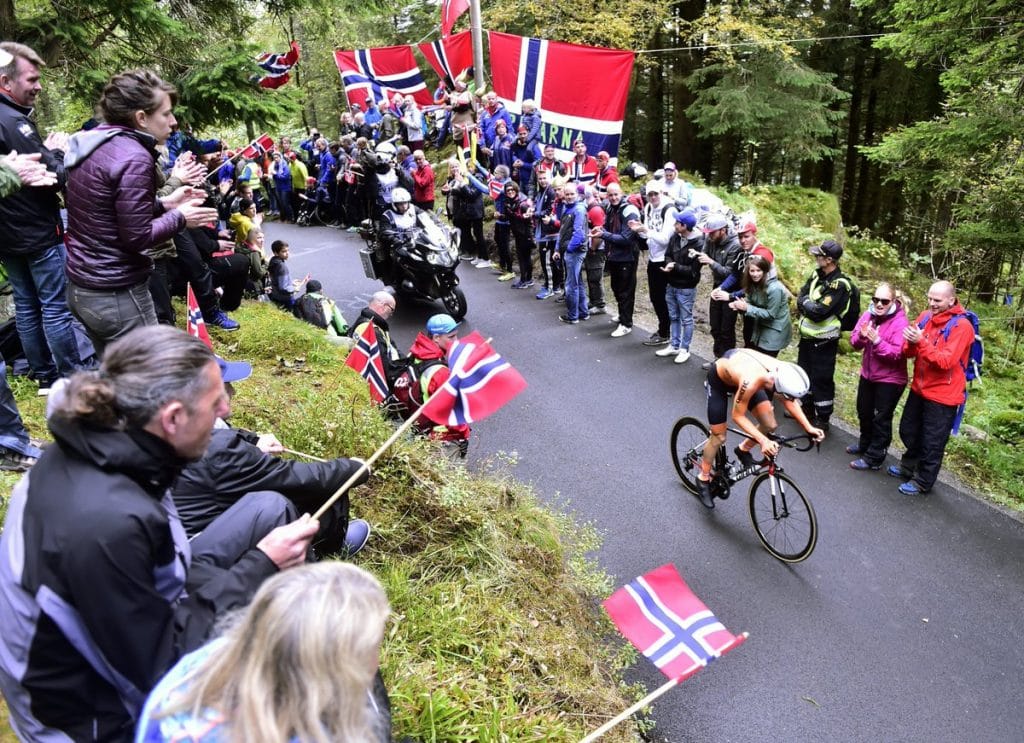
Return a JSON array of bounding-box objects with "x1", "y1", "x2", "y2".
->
[{"x1": 487, "y1": 31, "x2": 635, "y2": 162}]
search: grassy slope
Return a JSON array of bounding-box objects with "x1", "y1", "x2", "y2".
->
[{"x1": 0, "y1": 307, "x2": 642, "y2": 741}]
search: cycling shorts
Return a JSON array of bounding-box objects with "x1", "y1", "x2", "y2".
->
[{"x1": 705, "y1": 359, "x2": 770, "y2": 426}]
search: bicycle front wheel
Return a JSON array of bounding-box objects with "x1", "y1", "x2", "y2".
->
[
  {"x1": 748, "y1": 472, "x2": 817, "y2": 563},
  {"x1": 670, "y1": 417, "x2": 710, "y2": 494}
]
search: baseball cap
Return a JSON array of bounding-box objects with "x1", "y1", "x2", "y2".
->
[
  {"x1": 810, "y1": 239, "x2": 843, "y2": 260},
  {"x1": 738, "y1": 220, "x2": 757, "y2": 235},
  {"x1": 663, "y1": 161, "x2": 677, "y2": 171},
  {"x1": 216, "y1": 356, "x2": 253, "y2": 383},
  {"x1": 426, "y1": 314, "x2": 460, "y2": 335},
  {"x1": 675, "y1": 209, "x2": 697, "y2": 229},
  {"x1": 645, "y1": 180, "x2": 664, "y2": 194},
  {"x1": 702, "y1": 215, "x2": 730, "y2": 233}
]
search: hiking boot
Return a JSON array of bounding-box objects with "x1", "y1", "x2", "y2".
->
[
  {"x1": 887, "y1": 465, "x2": 912, "y2": 479},
  {"x1": 697, "y1": 478, "x2": 715, "y2": 509},
  {"x1": 342, "y1": 518, "x2": 371, "y2": 557},
  {"x1": 0, "y1": 449, "x2": 37, "y2": 472},
  {"x1": 898, "y1": 481, "x2": 930, "y2": 496},
  {"x1": 207, "y1": 311, "x2": 240, "y2": 331},
  {"x1": 850, "y1": 458, "x2": 881, "y2": 471},
  {"x1": 734, "y1": 446, "x2": 756, "y2": 470}
]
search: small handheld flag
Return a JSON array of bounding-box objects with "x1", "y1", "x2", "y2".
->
[
  {"x1": 186, "y1": 283, "x2": 213, "y2": 350},
  {"x1": 345, "y1": 322, "x2": 389, "y2": 403},
  {"x1": 256, "y1": 41, "x2": 301, "y2": 89},
  {"x1": 420, "y1": 331, "x2": 526, "y2": 426}
]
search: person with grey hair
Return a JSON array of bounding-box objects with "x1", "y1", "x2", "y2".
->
[
  {"x1": 0, "y1": 41, "x2": 87, "y2": 392},
  {"x1": 0, "y1": 325, "x2": 319, "y2": 742}
]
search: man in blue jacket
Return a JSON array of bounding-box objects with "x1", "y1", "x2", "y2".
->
[{"x1": 553, "y1": 183, "x2": 589, "y2": 324}]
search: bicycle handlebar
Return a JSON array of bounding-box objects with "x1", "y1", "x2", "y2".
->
[{"x1": 768, "y1": 431, "x2": 818, "y2": 452}]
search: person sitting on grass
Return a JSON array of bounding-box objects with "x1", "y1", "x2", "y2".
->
[
  {"x1": 267, "y1": 240, "x2": 308, "y2": 308},
  {"x1": 294, "y1": 278, "x2": 351, "y2": 343},
  {"x1": 228, "y1": 196, "x2": 260, "y2": 245},
  {"x1": 235, "y1": 226, "x2": 268, "y2": 297}
]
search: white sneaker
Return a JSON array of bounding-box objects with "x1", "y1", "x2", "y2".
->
[
  {"x1": 611, "y1": 314, "x2": 619, "y2": 323},
  {"x1": 655, "y1": 346, "x2": 678, "y2": 357},
  {"x1": 474, "y1": 259, "x2": 491, "y2": 268},
  {"x1": 674, "y1": 349, "x2": 691, "y2": 364},
  {"x1": 611, "y1": 324, "x2": 632, "y2": 338}
]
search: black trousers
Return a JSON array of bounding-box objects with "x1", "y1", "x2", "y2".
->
[
  {"x1": 797, "y1": 336, "x2": 839, "y2": 424},
  {"x1": 709, "y1": 298, "x2": 738, "y2": 358},
  {"x1": 514, "y1": 231, "x2": 534, "y2": 281},
  {"x1": 494, "y1": 222, "x2": 512, "y2": 272},
  {"x1": 898, "y1": 390, "x2": 957, "y2": 491},
  {"x1": 454, "y1": 218, "x2": 485, "y2": 260},
  {"x1": 647, "y1": 261, "x2": 670, "y2": 338},
  {"x1": 148, "y1": 258, "x2": 175, "y2": 325},
  {"x1": 855, "y1": 377, "x2": 906, "y2": 465},
  {"x1": 607, "y1": 259, "x2": 638, "y2": 327},
  {"x1": 584, "y1": 251, "x2": 606, "y2": 308}
]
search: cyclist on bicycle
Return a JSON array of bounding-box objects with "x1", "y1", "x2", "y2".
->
[{"x1": 698, "y1": 348, "x2": 825, "y2": 508}]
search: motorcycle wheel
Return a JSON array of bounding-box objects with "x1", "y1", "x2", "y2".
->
[{"x1": 442, "y1": 287, "x2": 467, "y2": 320}]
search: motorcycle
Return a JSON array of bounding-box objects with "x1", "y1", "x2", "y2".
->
[{"x1": 358, "y1": 210, "x2": 467, "y2": 319}]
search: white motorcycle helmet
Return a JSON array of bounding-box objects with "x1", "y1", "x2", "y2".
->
[
  {"x1": 375, "y1": 141, "x2": 397, "y2": 167},
  {"x1": 391, "y1": 187, "x2": 411, "y2": 213}
]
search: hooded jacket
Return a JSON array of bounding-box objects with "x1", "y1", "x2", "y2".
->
[
  {"x1": 904, "y1": 303, "x2": 974, "y2": 406},
  {"x1": 64, "y1": 125, "x2": 185, "y2": 289},
  {"x1": 850, "y1": 303, "x2": 909, "y2": 385},
  {"x1": 0, "y1": 92, "x2": 66, "y2": 255},
  {"x1": 0, "y1": 416, "x2": 275, "y2": 742}
]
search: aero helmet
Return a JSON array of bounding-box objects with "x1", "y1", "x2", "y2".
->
[{"x1": 772, "y1": 362, "x2": 810, "y2": 399}]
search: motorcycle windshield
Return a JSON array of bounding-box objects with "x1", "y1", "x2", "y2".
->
[{"x1": 417, "y1": 211, "x2": 449, "y2": 249}]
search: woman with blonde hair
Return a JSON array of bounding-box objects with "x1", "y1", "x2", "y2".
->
[
  {"x1": 848, "y1": 281, "x2": 910, "y2": 471},
  {"x1": 136, "y1": 562, "x2": 392, "y2": 743}
]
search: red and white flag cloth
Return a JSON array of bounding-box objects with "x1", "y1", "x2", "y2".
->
[
  {"x1": 334, "y1": 46, "x2": 434, "y2": 112},
  {"x1": 418, "y1": 31, "x2": 472, "y2": 87},
  {"x1": 440, "y1": 0, "x2": 470, "y2": 38},
  {"x1": 256, "y1": 41, "x2": 300, "y2": 89},
  {"x1": 420, "y1": 332, "x2": 526, "y2": 426},
  {"x1": 238, "y1": 134, "x2": 274, "y2": 160},
  {"x1": 487, "y1": 31, "x2": 635, "y2": 162},
  {"x1": 603, "y1": 564, "x2": 747, "y2": 681},
  {"x1": 345, "y1": 322, "x2": 389, "y2": 404},
  {"x1": 186, "y1": 283, "x2": 213, "y2": 350}
]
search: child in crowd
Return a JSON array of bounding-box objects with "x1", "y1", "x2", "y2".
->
[
  {"x1": 294, "y1": 278, "x2": 350, "y2": 344},
  {"x1": 268, "y1": 240, "x2": 308, "y2": 308}
]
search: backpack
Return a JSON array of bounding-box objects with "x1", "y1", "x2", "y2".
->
[
  {"x1": 294, "y1": 294, "x2": 329, "y2": 329},
  {"x1": 837, "y1": 276, "x2": 861, "y2": 332},
  {"x1": 391, "y1": 358, "x2": 445, "y2": 420},
  {"x1": 918, "y1": 309, "x2": 983, "y2": 383}
]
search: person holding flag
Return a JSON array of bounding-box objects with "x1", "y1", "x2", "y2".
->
[
  {"x1": 396, "y1": 314, "x2": 470, "y2": 444},
  {"x1": 347, "y1": 291, "x2": 405, "y2": 390}
]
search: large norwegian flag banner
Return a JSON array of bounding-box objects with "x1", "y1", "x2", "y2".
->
[
  {"x1": 441, "y1": 0, "x2": 470, "y2": 38},
  {"x1": 603, "y1": 564, "x2": 747, "y2": 681},
  {"x1": 487, "y1": 31, "x2": 635, "y2": 161},
  {"x1": 334, "y1": 46, "x2": 434, "y2": 110},
  {"x1": 418, "y1": 31, "x2": 472, "y2": 88},
  {"x1": 345, "y1": 322, "x2": 389, "y2": 404},
  {"x1": 420, "y1": 332, "x2": 526, "y2": 426},
  {"x1": 256, "y1": 41, "x2": 300, "y2": 89}
]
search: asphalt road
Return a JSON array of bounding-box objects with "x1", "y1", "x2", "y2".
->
[{"x1": 272, "y1": 221, "x2": 1024, "y2": 743}]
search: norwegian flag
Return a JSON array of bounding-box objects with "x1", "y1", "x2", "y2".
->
[
  {"x1": 256, "y1": 41, "x2": 301, "y2": 89},
  {"x1": 418, "y1": 31, "x2": 472, "y2": 87},
  {"x1": 186, "y1": 283, "x2": 213, "y2": 350},
  {"x1": 238, "y1": 133, "x2": 275, "y2": 160},
  {"x1": 487, "y1": 31, "x2": 635, "y2": 161},
  {"x1": 420, "y1": 332, "x2": 527, "y2": 426},
  {"x1": 345, "y1": 322, "x2": 389, "y2": 404},
  {"x1": 603, "y1": 564, "x2": 747, "y2": 681},
  {"x1": 440, "y1": 0, "x2": 470, "y2": 38},
  {"x1": 334, "y1": 46, "x2": 434, "y2": 112}
]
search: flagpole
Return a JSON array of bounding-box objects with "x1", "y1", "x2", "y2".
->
[
  {"x1": 281, "y1": 447, "x2": 327, "y2": 463},
  {"x1": 468, "y1": 0, "x2": 485, "y2": 91},
  {"x1": 578, "y1": 632, "x2": 749, "y2": 743}
]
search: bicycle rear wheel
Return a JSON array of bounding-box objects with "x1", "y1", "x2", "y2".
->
[
  {"x1": 748, "y1": 472, "x2": 817, "y2": 562},
  {"x1": 670, "y1": 417, "x2": 710, "y2": 494}
]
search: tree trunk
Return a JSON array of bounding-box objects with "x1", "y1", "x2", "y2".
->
[
  {"x1": 840, "y1": 46, "x2": 866, "y2": 223},
  {"x1": 0, "y1": 0, "x2": 16, "y2": 41},
  {"x1": 852, "y1": 55, "x2": 882, "y2": 228}
]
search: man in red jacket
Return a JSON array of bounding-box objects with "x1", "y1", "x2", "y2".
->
[{"x1": 890, "y1": 280, "x2": 974, "y2": 495}]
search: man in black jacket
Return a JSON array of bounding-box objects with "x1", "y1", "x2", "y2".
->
[
  {"x1": 698, "y1": 214, "x2": 745, "y2": 365},
  {"x1": 173, "y1": 356, "x2": 372, "y2": 557},
  {"x1": 0, "y1": 42, "x2": 85, "y2": 388},
  {"x1": 0, "y1": 326, "x2": 320, "y2": 742}
]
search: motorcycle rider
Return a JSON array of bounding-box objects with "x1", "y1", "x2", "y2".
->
[
  {"x1": 378, "y1": 187, "x2": 420, "y2": 263},
  {"x1": 364, "y1": 140, "x2": 413, "y2": 220}
]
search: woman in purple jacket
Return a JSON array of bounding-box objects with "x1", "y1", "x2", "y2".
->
[
  {"x1": 848, "y1": 282, "x2": 910, "y2": 471},
  {"x1": 64, "y1": 70, "x2": 216, "y2": 355}
]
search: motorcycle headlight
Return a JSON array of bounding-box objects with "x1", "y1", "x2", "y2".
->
[{"x1": 426, "y1": 251, "x2": 447, "y2": 266}]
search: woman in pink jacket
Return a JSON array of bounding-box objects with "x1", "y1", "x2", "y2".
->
[{"x1": 848, "y1": 282, "x2": 910, "y2": 470}]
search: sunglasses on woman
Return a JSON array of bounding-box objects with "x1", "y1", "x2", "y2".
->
[{"x1": 871, "y1": 297, "x2": 892, "y2": 306}]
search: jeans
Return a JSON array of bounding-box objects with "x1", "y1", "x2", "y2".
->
[
  {"x1": 275, "y1": 186, "x2": 294, "y2": 222},
  {"x1": 0, "y1": 357, "x2": 40, "y2": 458},
  {"x1": 1, "y1": 243, "x2": 84, "y2": 381},
  {"x1": 666, "y1": 286, "x2": 696, "y2": 350},
  {"x1": 68, "y1": 280, "x2": 158, "y2": 358},
  {"x1": 563, "y1": 250, "x2": 588, "y2": 320},
  {"x1": 584, "y1": 251, "x2": 606, "y2": 308}
]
